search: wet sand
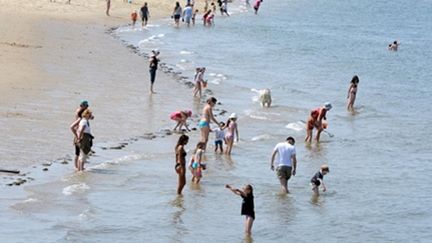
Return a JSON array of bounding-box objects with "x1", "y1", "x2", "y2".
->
[{"x1": 0, "y1": 0, "x2": 208, "y2": 184}]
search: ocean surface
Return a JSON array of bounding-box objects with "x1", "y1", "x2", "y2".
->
[{"x1": 2, "y1": 0, "x2": 432, "y2": 242}]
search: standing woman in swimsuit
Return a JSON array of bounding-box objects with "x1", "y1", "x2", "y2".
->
[
  {"x1": 175, "y1": 135, "x2": 189, "y2": 195},
  {"x1": 172, "y1": 2, "x2": 182, "y2": 27},
  {"x1": 199, "y1": 97, "x2": 220, "y2": 147},
  {"x1": 347, "y1": 75, "x2": 359, "y2": 111}
]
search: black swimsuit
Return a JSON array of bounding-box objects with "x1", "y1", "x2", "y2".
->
[
  {"x1": 175, "y1": 149, "x2": 187, "y2": 169},
  {"x1": 241, "y1": 194, "x2": 255, "y2": 219}
]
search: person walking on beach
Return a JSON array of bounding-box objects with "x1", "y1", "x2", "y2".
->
[
  {"x1": 347, "y1": 75, "x2": 359, "y2": 111},
  {"x1": 140, "y1": 2, "x2": 150, "y2": 27},
  {"x1": 76, "y1": 109, "x2": 94, "y2": 171},
  {"x1": 171, "y1": 110, "x2": 192, "y2": 131},
  {"x1": 221, "y1": 0, "x2": 230, "y2": 16},
  {"x1": 106, "y1": 0, "x2": 111, "y2": 16},
  {"x1": 189, "y1": 142, "x2": 206, "y2": 184},
  {"x1": 224, "y1": 113, "x2": 239, "y2": 155},
  {"x1": 183, "y1": 4, "x2": 193, "y2": 27},
  {"x1": 172, "y1": 2, "x2": 182, "y2": 27},
  {"x1": 175, "y1": 135, "x2": 189, "y2": 194},
  {"x1": 70, "y1": 101, "x2": 89, "y2": 170},
  {"x1": 149, "y1": 49, "x2": 160, "y2": 94},
  {"x1": 193, "y1": 67, "x2": 207, "y2": 97},
  {"x1": 253, "y1": 0, "x2": 263, "y2": 14},
  {"x1": 270, "y1": 136, "x2": 297, "y2": 193},
  {"x1": 311, "y1": 164, "x2": 329, "y2": 197},
  {"x1": 199, "y1": 97, "x2": 220, "y2": 146},
  {"x1": 314, "y1": 102, "x2": 332, "y2": 142},
  {"x1": 225, "y1": 184, "x2": 255, "y2": 235},
  {"x1": 131, "y1": 10, "x2": 138, "y2": 28}
]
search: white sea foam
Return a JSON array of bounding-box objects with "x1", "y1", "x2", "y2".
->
[
  {"x1": 285, "y1": 122, "x2": 304, "y2": 131},
  {"x1": 251, "y1": 134, "x2": 270, "y2": 141},
  {"x1": 180, "y1": 51, "x2": 193, "y2": 55},
  {"x1": 62, "y1": 183, "x2": 90, "y2": 196}
]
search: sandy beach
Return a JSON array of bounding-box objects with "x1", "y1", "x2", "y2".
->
[{"x1": 0, "y1": 0, "x2": 202, "y2": 172}]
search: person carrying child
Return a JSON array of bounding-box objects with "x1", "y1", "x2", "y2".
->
[
  {"x1": 311, "y1": 164, "x2": 330, "y2": 196},
  {"x1": 189, "y1": 142, "x2": 207, "y2": 184},
  {"x1": 225, "y1": 184, "x2": 255, "y2": 235},
  {"x1": 214, "y1": 122, "x2": 225, "y2": 153}
]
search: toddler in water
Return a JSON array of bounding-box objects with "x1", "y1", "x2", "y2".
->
[
  {"x1": 189, "y1": 142, "x2": 207, "y2": 184},
  {"x1": 226, "y1": 184, "x2": 255, "y2": 235},
  {"x1": 214, "y1": 122, "x2": 225, "y2": 153},
  {"x1": 311, "y1": 164, "x2": 330, "y2": 196},
  {"x1": 131, "y1": 10, "x2": 138, "y2": 28}
]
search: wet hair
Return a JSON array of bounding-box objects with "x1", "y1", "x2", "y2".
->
[
  {"x1": 207, "y1": 97, "x2": 217, "y2": 105},
  {"x1": 351, "y1": 75, "x2": 359, "y2": 84},
  {"x1": 176, "y1": 135, "x2": 189, "y2": 150},
  {"x1": 286, "y1": 136, "x2": 295, "y2": 144},
  {"x1": 245, "y1": 184, "x2": 254, "y2": 197}
]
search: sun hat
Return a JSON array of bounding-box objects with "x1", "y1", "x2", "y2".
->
[
  {"x1": 80, "y1": 100, "x2": 89, "y2": 107},
  {"x1": 324, "y1": 102, "x2": 332, "y2": 110},
  {"x1": 229, "y1": 113, "x2": 237, "y2": 119}
]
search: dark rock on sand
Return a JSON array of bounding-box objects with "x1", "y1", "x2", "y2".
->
[{"x1": 42, "y1": 168, "x2": 48, "y2": 171}]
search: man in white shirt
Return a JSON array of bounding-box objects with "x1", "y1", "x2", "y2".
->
[{"x1": 270, "y1": 136, "x2": 297, "y2": 193}]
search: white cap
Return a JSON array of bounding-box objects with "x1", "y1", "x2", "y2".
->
[
  {"x1": 229, "y1": 113, "x2": 237, "y2": 119},
  {"x1": 324, "y1": 102, "x2": 332, "y2": 110}
]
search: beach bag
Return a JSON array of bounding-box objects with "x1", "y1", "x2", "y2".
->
[{"x1": 79, "y1": 133, "x2": 94, "y2": 155}]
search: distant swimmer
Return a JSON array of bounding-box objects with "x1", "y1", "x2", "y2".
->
[
  {"x1": 388, "y1": 40, "x2": 399, "y2": 51},
  {"x1": 189, "y1": 142, "x2": 207, "y2": 184},
  {"x1": 140, "y1": 2, "x2": 150, "y2": 27},
  {"x1": 270, "y1": 136, "x2": 297, "y2": 194},
  {"x1": 347, "y1": 75, "x2": 359, "y2": 111},
  {"x1": 253, "y1": 0, "x2": 263, "y2": 14},
  {"x1": 258, "y1": 88, "x2": 272, "y2": 107},
  {"x1": 171, "y1": 110, "x2": 192, "y2": 131},
  {"x1": 310, "y1": 164, "x2": 330, "y2": 197},
  {"x1": 224, "y1": 113, "x2": 239, "y2": 155},
  {"x1": 175, "y1": 135, "x2": 189, "y2": 194},
  {"x1": 199, "y1": 97, "x2": 221, "y2": 146},
  {"x1": 225, "y1": 184, "x2": 255, "y2": 236},
  {"x1": 148, "y1": 49, "x2": 160, "y2": 94}
]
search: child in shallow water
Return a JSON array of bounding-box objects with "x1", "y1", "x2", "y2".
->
[
  {"x1": 189, "y1": 142, "x2": 206, "y2": 184},
  {"x1": 311, "y1": 164, "x2": 330, "y2": 196},
  {"x1": 131, "y1": 10, "x2": 138, "y2": 28},
  {"x1": 226, "y1": 184, "x2": 255, "y2": 235}
]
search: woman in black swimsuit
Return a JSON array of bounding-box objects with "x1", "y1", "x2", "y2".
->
[
  {"x1": 175, "y1": 135, "x2": 189, "y2": 195},
  {"x1": 226, "y1": 184, "x2": 255, "y2": 235}
]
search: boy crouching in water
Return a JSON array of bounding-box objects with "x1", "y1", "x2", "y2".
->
[{"x1": 311, "y1": 164, "x2": 329, "y2": 196}]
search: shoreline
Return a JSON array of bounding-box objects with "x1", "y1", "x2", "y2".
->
[{"x1": 0, "y1": 0, "x2": 214, "y2": 188}]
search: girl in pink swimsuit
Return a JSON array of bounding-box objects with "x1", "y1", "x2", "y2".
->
[{"x1": 224, "y1": 113, "x2": 239, "y2": 155}]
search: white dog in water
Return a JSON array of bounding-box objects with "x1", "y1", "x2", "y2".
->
[{"x1": 258, "y1": 88, "x2": 272, "y2": 107}]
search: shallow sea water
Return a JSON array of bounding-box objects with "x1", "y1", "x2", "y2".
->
[{"x1": 2, "y1": 0, "x2": 432, "y2": 242}]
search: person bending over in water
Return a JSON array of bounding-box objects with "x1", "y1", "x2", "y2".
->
[
  {"x1": 224, "y1": 113, "x2": 239, "y2": 155},
  {"x1": 253, "y1": 0, "x2": 263, "y2": 14},
  {"x1": 347, "y1": 75, "x2": 359, "y2": 111},
  {"x1": 314, "y1": 102, "x2": 332, "y2": 142},
  {"x1": 171, "y1": 110, "x2": 192, "y2": 131},
  {"x1": 175, "y1": 135, "x2": 189, "y2": 194},
  {"x1": 199, "y1": 97, "x2": 220, "y2": 146},
  {"x1": 311, "y1": 164, "x2": 329, "y2": 196},
  {"x1": 189, "y1": 142, "x2": 206, "y2": 184},
  {"x1": 203, "y1": 10, "x2": 211, "y2": 26},
  {"x1": 225, "y1": 184, "x2": 255, "y2": 235}
]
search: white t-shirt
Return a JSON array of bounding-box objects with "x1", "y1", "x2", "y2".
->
[
  {"x1": 273, "y1": 142, "x2": 296, "y2": 167},
  {"x1": 78, "y1": 118, "x2": 91, "y2": 135},
  {"x1": 214, "y1": 128, "x2": 225, "y2": 141}
]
